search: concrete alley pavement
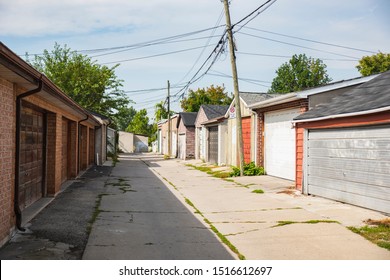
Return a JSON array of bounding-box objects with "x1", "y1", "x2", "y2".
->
[
  {"x1": 138, "y1": 154, "x2": 390, "y2": 260},
  {"x1": 82, "y1": 154, "x2": 234, "y2": 259}
]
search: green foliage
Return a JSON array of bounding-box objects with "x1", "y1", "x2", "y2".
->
[
  {"x1": 230, "y1": 162, "x2": 265, "y2": 177},
  {"x1": 126, "y1": 109, "x2": 150, "y2": 135},
  {"x1": 154, "y1": 101, "x2": 174, "y2": 122},
  {"x1": 180, "y1": 85, "x2": 232, "y2": 112},
  {"x1": 269, "y1": 54, "x2": 332, "y2": 93},
  {"x1": 113, "y1": 106, "x2": 137, "y2": 131},
  {"x1": 356, "y1": 52, "x2": 390, "y2": 76},
  {"x1": 27, "y1": 43, "x2": 132, "y2": 127}
]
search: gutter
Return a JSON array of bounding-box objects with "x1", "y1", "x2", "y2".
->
[
  {"x1": 292, "y1": 106, "x2": 390, "y2": 124},
  {"x1": 14, "y1": 77, "x2": 43, "y2": 231}
]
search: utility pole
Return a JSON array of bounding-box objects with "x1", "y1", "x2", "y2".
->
[
  {"x1": 167, "y1": 80, "x2": 171, "y2": 157},
  {"x1": 222, "y1": 0, "x2": 245, "y2": 176}
]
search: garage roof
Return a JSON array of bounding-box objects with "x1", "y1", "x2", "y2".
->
[
  {"x1": 294, "y1": 70, "x2": 390, "y2": 122},
  {"x1": 177, "y1": 112, "x2": 197, "y2": 127}
]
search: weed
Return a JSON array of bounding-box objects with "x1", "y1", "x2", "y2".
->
[
  {"x1": 163, "y1": 154, "x2": 170, "y2": 160},
  {"x1": 272, "y1": 220, "x2": 339, "y2": 228},
  {"x1": 230, "y1": 162, "x2": 265, "y2": 177},
  {"x1": 87, "y1": 193, "x2": 111, "y2": 234},
  {"x1": 251, "y1": 189, "x2": 264, "y2": 194},
  {"x1": 348, "y1": 218, "x2": 390, "y2": 251},
  {"x1": 184, "y1": 197, "x2": 245, "y2": 259}
]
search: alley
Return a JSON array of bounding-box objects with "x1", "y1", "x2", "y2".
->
[{"x1": 82, "y1": 154, "x2": 234, "y2": 260}]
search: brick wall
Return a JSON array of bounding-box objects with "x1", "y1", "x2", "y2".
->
[
  {"x1": 186, "y1": 126, "x2": 195, "y2": 159},
  {"x1": 0, "y1": 78, "x2": 16, "y2": 246}
]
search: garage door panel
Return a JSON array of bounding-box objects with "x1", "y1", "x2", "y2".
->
[
  {"x1": 308, "y1": 183, "x2": 390, "y2": 214},
  {"x1": 309, "y1": 167, "x2": 390, "y2": 188},
  {"x1": 309, "y1": 147, "x2": 390, "y2": 160},
  {"x1": 265, "y1": 108, "x2": 300, "y2": 180},
  {"x1": 309, "y1": 176, "x2": 390, "y2": 199},
  {"x1": 309, "y1": 139, "x2": 390, "y2": 150},
  {"x1": 308, "y1": 127, "x2": 390, "y2": 140},
  {"x1": 309, "y1": 157, "x2": 390, "y2": 174},
  {"x1": 307, "y1": 125, "x2": 390, "y2": 214}
]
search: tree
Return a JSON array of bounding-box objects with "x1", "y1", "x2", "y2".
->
[
  {"x1": 180, "y1": 85, "x2": 232, "y2": 112},
  {"x1": 356, "y1": 52, "x2": 390, "y2": 76},
  {"x1": 269, "y1": 54, "x2": 332, "y2": 93},
  {"x1": 126, "y1": 109, "x2": 150, "y2": 136},
  {"x1": 154, "y1": 101, "x2": 174, "y2": 122},
  {"x1": 27, "y1": 43, "x2": 132, "y2": 125},
  {"x1": 112, "y1": 106, "x2": 137, "y2": 131}
]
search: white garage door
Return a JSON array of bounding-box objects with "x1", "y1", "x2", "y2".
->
[
  {"x1": 264, "y1": 108, "x2": 301, "y2": 180},
  {"x1": 307, "y1": 125, "x2": 390, "y2": 214}
]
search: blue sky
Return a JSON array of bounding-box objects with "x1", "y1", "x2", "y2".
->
[{"x1": 1, "y1": 0, "x2": 389, "y2": 119}]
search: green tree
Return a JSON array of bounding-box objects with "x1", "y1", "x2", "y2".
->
[
  {"x1": 180, "y1": 85, "x2": 232, "y2": 112},
  {"x1": 269, "y1": 54, "x2": 332, "y2": 93},
  {"x1": 126, "y1": 109, "x2": 150, "y2": 135},
  {"x1": 356, "y1": 52, "x2": 390, "y2": 76},
  {"x1": 27, "y1": 43, "x2": 131, "y2": 125},
  {"x1": 112, "y1": 105, "x2": 137, "y2": 131},
  {"x1": 154, "y1": 101, "x2": 174, "y2": 122}
]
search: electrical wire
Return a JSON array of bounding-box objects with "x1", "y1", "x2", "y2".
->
[
  {"x1": 101, "y1": 44, "x2": 215, "y2": 64},
  {"x1": 238, "y1": 31, "x2": 360, "y2": 59},
  {"x1": 237, "y1": 51, "x2": 358, "y2": 61},
  {"x1": 239, "y1": 26, "x2": 377, "y2": 54}
]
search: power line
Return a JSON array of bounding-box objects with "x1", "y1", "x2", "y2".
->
[
  {"x1": 22, "y1": 25, "x2": 225, "y2": 57},
  {"x1": 101, "y1": 44, "x2": 215, "y2": 64},
  {"x1": 233, "y1": 0, "x2": 277, "y2": 31},
  {"x1": 238, "y1": 31, "x2": 360, "y2": 59},
  {"x1": 240, "y1": 26, "x2": 377, "y2": 54},
  {"x1": 237, "y1": 51, "x2": 358, "y2": 61},
  {"x1": 174, "y1": 8, "x2": 225, "y2": 85}
]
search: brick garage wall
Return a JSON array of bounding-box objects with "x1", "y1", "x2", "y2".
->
[{"x1": 0, "y1": 78, "x2": 16, "y2": 246}]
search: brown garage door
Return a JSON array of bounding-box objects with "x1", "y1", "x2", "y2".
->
[
  {"x1": 208, "y1": 126, "x2": 218, "y2": 164},
  {"x1": 242, "y1": 117, "x2": 251, "y2": 164},
  {"x1": 62, "y1": 118, "x2": 69, "y2": 183},
  {"x1": 19, "y1": 105, "x2": 45, "y2": 210}
]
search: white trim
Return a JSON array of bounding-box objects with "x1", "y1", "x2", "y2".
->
[
  {"x1": 303, "y1": 129, "x2": 309, "y2": 195},
  {"x1": 249, "y1": 92, "x2": 299, "y2": 109},
  {"x1": 296, "y1": 74, "x2": 379, "y2": 98},
  {"x1": 293, "y1": 106, "x2": 390, "y2": 123}
]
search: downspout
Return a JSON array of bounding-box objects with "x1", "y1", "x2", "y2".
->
[
  {"x1": 77, "y1": 115, "x2": 89, "y2": 173},
  {"x1": 105, "y1": 119, "x2": 112, "y2": 162},
  {"x1": 15, "y1": 77, "x2": 43, "y2": 231}
]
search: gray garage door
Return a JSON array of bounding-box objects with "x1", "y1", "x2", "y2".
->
[
  {"x1": 208, "y1": 126, "x2": 218, "y2": 164},
  {"x1": 306, "y1": 125, "x2": 390, "y2": 214}
]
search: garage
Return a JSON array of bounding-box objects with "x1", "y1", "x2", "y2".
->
[
  {"x1": 208, "y1": 126, "x2": 218, "y2": 164},
  {"x1": 306, "y1": 125, "x2": 390, "y2": 213},
  {"x1": 264, "y1": 108, "x2": 301, "y2": 180}
]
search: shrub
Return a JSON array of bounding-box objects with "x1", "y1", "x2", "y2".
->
[{"x1": 230, "y1": 162, "x2": 265, "y2": 177}]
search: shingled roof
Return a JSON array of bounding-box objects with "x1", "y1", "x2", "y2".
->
[
  {"x1": 294, "y1": 70, "x2": 390, "y2": 121},
  {"x1": 239, "y1": 92, "x2": 279, "y2": 106},
  {"x1": 201, "y1": 104, "x2": 229, "y2": 120},
  {"x1": 177, "y1": 112, "x2": 197, "y2": 127}
]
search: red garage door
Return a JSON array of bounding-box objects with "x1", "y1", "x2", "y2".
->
[{"x1": 242, "y1": 117, "x2": 251, "y2": 164}]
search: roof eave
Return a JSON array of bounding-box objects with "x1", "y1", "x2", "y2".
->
[{"x1": 293, "y1": 106, "x2": 390, "y2": 124}]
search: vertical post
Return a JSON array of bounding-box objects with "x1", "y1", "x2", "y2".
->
[
  {"x1": 167, "y1": 80, "x2": 171, "y2": 157},
  {"x1": 222, "y1": 0, "x2": 244, "y2": 176}
]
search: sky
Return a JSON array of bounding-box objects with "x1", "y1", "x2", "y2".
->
[{"x1": 1, "y1": 0, "x2": 389, "y2": 120}]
